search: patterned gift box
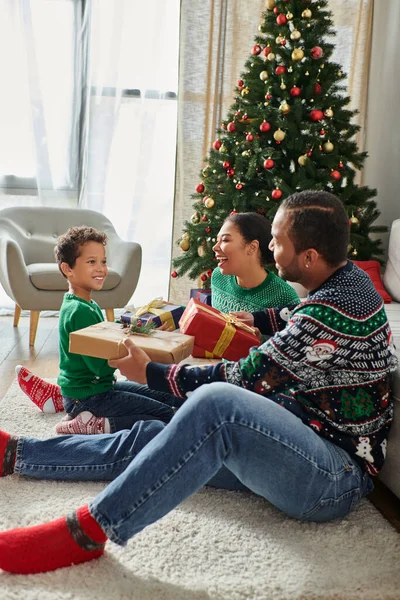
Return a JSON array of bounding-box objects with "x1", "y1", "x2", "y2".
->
[
  {"x1": 189, "y1": 288, "x2": 212, "y2": 306},
  {"x1": 121, "y1": 298, "x2": 184, "y2": 330},
  {"x1": 179, "y1": 298, "x2": 259, "y2": 361},
  {"x1": 69, "y1": 321, "x2": 194, "y2": 363}
]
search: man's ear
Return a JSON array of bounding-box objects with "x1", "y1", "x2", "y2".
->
[
  {"x1": 60, "y1": 262, "x2": 72, "y2": 278},
  {"x1": 304, "y1": 249, "x2": 319, "y2": 268}
]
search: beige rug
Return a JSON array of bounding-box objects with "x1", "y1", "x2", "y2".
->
[{"x1": 1, "y1": 379, "x2": 400, "y2": 600}]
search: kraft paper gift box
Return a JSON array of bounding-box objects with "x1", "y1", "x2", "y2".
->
[
  {"x1": 179, "y1": 298, "x2": 260, "y2": 361},
  {"x1": 189, "y1": 288, "x2": 212, "y2": 306},
  {"x1": 121, "y1": 298, "x2": 185, "y2": 330},
  {"x1": 69, "y1": 321, "x2": 194, "y2": 364}
]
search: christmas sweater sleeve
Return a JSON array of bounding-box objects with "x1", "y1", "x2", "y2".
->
[
  {"x1": 146, "y1": 302, "x2": 337, "y2": 398},
  {"x1": 252, "y1": 302, "x2": 299, "y2": 336}
]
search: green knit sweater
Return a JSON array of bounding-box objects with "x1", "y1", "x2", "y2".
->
[
  {"x1": 211, "y1": 267, "x2": 300, "y2": 313},
  {"x1": 57, "y1": 293, "x2": 115, "y2": 399}
]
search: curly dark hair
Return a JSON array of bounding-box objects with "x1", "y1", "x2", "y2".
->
[
  {"x1": 54, "y1": 226, "x2": 107, "y2": 278},
  {"x1": 280, "y1": 190, "x2": 349, "y2": 267}
]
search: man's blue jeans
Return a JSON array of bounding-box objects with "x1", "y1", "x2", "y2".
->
[
  {"x1": 63, "y1": 380, "x2": 176, "y2": 431},
  {"x1": 15, "y1": 382, "x2": 373, "y2": 545}
]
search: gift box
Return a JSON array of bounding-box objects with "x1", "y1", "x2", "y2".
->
[
  {"x1": 179, "y1": 298, "x2": 259, "y2": 361},
  {"x1": 121, "y1": 298, "x2": 184, "y2": 330},
  {"x1": 189, "y1": 288, "x2": 212, "y2": 306},
  {"x1": 69, "y1": 321, "x2": 194, "y2": 364}
]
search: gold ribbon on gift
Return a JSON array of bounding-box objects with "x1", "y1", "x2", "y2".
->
[
  {"x1": 182, "y1": 302, "x2": 257, "y2": 358},
  {"x1": 135, "y1": 297, "x2": 167, "y2": 317}
]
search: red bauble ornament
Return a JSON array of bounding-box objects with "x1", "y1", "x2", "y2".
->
[
  {"x1": 222, "y1": 161, "x2": 231, "y2": 169},
  {"x1": 230, "y1": 210, "x2": 238, "y2": 215},
  {"x1": 314, "y1": 82, "x2": 322, "y2": 94},
  {"x1": 263, "y1": 46, "x2": 272, "y2": 57},
  {"x1": 207, "y1": 269, "x2": 213, "y2": 277},
  {"x1": 276, "y1": 141, "x2": 281, "y2": 145},
  {"x1": 290, "y1": 86, "x2": 301, "y2": 97},
  {"x1": 330, "y1": 170, "x2": 341, "y2": 181},
  {"x1": 259, "y1": 121, "x2": 271, "y2": 133},
  {"x1": 236, "y1": 183, "x2": 243, "y2": 190},
  {"x1": 227, "y1": 169, "x2": 235, "y2": 178},
  {"x1": 227, "y1": 121, "x2": 236, "y2": 132},
  {"x1": 200, "y1": 274, "x2": 208, "y2": 282},
  {"x1": 319, "y1": 129, "x2": 325, "y2": 136},
  {"x1": 246, "y1": 133, "x2": 254, "y2": 142},
  {"x1": 281, "y1": 39, "x2": 287, "y2": 46},
  {"x1": 242, "y1": 113, "x2": 248, "y2": 120},
  {"x1": 276, "y1": 14, "x2": 287, "y2": 25},
  {"x1": 311, "y1": 46, "x2": 323, "y2": 59},
  {"x1": 205, "y1": 227, "x2": 211, "y2": 233},
  {"x1": 237, "y1": 79, "x2": 244, "y2": 88},
  {"x1": 263, "y1": 158, "x2": 275, "y2": 169},
  {"x1": 195, "y1": 183, "x2": 204, "y2": 193},
  {"x1": 309, "y1": 109, "x2": 324, "y2": 122},
  {"x1": 273, "y1": 7, "x2": 279, "y2": 14},
  {"x1": 307, "y1": 150, "x2": 313, "y2": 157},
  {"x1": 338, "y1": 161, "x2": 344, "y2": 169},
  {"x1": 265, "y1": 93, "x2": 271, "y2": 100},
  {"x1": 221, "y1": 123, "x2": 227, "y2": 130},
  {"x1": 171, "y1": 271, "x2": 178, "y2": 278},
  {"x1": 235, "y1": 111, "x2": 242, "y2": 118},
  {"x1": 252, "y1": 44, "x2": 262, "y2": 55},
  {"x1": 271, "y1": 189, "x2": 283, "y2": 200},
  {"x1": 212, "y1": 139, "x2": 222, "y2": 150},
  {"x1": 201, "y1": 216, "x2": 208, "y2": 222},
  {"x1": 275, "y1": 66, "x2": 286, "y2": 75}
]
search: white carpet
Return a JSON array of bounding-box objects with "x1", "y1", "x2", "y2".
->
[{"x1": 1, "y1": 380, "x2": 400, "y2": 600}]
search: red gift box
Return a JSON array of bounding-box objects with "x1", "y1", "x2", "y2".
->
[{"x1": 179, "y1": 298, "x2": 260, "y2": 361}]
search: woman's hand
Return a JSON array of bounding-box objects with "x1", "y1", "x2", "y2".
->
[
  {"x1": 108, "y1": 338, "x2": 151, "y2": 384},
  {"x1": 229, "y1": 311, "x2": 255, "y2": 327},
  {"x1": 148, "y1": 317, "x2": 174, "y2": 332}
]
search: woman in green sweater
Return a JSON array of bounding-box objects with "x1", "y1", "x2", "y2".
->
[{"x1": 211, "y1": 212, "x2": 300, "y2": 313}]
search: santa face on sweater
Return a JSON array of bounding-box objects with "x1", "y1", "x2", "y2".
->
[{"x1": 305, "y1": 339, "x2": 338, "y2": 362}]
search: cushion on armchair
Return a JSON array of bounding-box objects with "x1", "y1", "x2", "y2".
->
[{"x1": 352, "y1": 260, "x2": 392, "y2": 303}]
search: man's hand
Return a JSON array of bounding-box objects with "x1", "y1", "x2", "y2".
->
[
  {"x1": 229, "y1": 311, "x2": 255, "y2": 327},
  {"x1": 108, "y1": 338, "x2": 151, "y2": 384}
]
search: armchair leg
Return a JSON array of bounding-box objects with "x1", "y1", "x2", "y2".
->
[
  {"x1": 13, "y1": 304, "x2": 22, "y2": 327},
  {"x1": 105, "y1": 309, "x2": 115, "y2": 322},
  {"x1": 29, "y1": 310, "x2": 40, "y2": 346}
]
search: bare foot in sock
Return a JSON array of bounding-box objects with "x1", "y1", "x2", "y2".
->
[
  {"x1": 16, "y1": 365, "x2": 64, "y2": 413},
  {"x1": 0, "y1": 505, "x2": 107, "y2": 574},
  {"x1": 55, "y1": 411, "x2": 111, "y2": 435}
]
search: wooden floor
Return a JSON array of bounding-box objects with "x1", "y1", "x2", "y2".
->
[{"x1": 0, "y1": 314, "x2": 399, "y2": 532}]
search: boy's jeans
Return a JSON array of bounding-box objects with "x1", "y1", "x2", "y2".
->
[
  {"x1": 63, "y1": 380, "x2": 177, "y2": 431},
  {"x1": 15, "y1": 382, "x2": 373, "y2": 544}
]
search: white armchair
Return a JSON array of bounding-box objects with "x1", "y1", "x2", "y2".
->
[{"x1": 0, "y1": 206, "x2": 142, "y2": 345}]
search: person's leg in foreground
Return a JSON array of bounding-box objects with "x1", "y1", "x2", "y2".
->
[{"x1": 0, "y1": 382, "x2": 372, "y2": 574}]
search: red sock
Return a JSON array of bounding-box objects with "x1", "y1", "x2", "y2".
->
[
  {"x1": 16, "y1": 365, "x2": 64, "y2": 413},
  {"x1": 0, "y1": 430, "x2": 18, "y2": 477},
  {"x1": 0, "y1": 505, "x2": 107, "y2": 574}
]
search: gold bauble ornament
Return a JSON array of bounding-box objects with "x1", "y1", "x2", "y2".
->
[
  {"x1": 276, "y1": 35, "x2": 284, "y2": 44},
  {"x1": 259, "y1": 70, "x2": 269, "y2": 81},
  {"x1": 219, "y1": 144, "x2": 228, "y2": 153},
  {"x1": 197, "y1": 244, "x2": 207, "y2": 257},
  {"x1": 273, "y1": 128, "x2": 286, "y2": 142},
  {"x1": 267, "y1": 52, "x2": 276, "y2": 62},
  {"x1": 352, "y1": 248, "x2": 358, "y2": 256},
  {"x1": 324, "y1": 108, "x2": 334, "y2": 118},
  {"x1": 288, "y1": 66, "x2": 293, "y2": 73},
  {"x1": 242, "y1": 150, "x2": 251, "y2": 157},
  {"x1": 292, "y1": 48, "x2": 305, "y2": 62},
  {"x1": 204, "y1": 197, "x2": 215, "y2": 209},
  {"x1": 323, "y1": 141, "x2": 334, "y2": 153},
  {"x1": 280, "y1": 82, "x2": 287, "y2": 90},
  {"x1": 179, "y1": 238, "x2": 190, "y2": 252},
  {"x1": 280, "y1": 103, "x2": 290, "y2": 114},
  {"x1": 337, "y1": 71, "x2": 342, "y2": 77},
  {"x1": 305, "y1": 71, "x2": 309, "y2": 76},
  {"x1": 286, "y1": 12, "x2": 293, "y2": 20},
  {"x1": 191, "y1": 212, "x2": 200, "y2": 224},
  {"x1": 350, "y1": 215, "x2": 360, "y2": 225},
  {"x1": 302, "y1": 9, "x2": 312, "y2": 18},
  {"x1": 182, "y1": 232, "x2": 190, "y2": 239},
  {"x1": 298, "y1": 155, "x2": 308, "y2": 166},
  {"x1": 266, "y1": 0, "x2": 275, "y2": 9},
  {"x1": 290, "y1": 29, "x2": 301, "y2": 41},
  {"x1": 241, "y1": 87, "x2": 250, "y2": 97}
]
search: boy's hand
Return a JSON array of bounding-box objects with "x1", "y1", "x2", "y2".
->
[
  {"x1": 229, "y1": 311, "x2": 255, "y2": 327},
  {"x1": 109, "y1": 338, "x2": 150, "y2": 384}
]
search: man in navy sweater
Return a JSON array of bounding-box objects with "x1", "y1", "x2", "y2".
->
[{"x1": 0, "y1": 191, "x2": 397, "y2": 575}]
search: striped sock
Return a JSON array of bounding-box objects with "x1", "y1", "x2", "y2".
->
[{"x1": 55, "y1": 411, "x2": 111, "y2": 435}]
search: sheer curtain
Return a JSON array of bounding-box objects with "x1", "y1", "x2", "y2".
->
[
  {"x1": 79, "y1": 0, "x2": 180, "y2": 307},
  {"x1": 170, "y1": 0, "x2": 374, "y2": 306}
]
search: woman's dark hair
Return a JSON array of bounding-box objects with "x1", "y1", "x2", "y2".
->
[
  {"x1": 281, "y1": 190, "x2": 349, "y2": 267},
  {"x1": 224, "y1": 212, "x2": 273, "y2": 265},
  {"x1": 55, "y1": 226, "x2": 107, "y2": 278}
]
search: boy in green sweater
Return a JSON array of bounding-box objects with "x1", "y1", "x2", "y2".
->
[{"x1": 16, "y1": 226, "x2": 174, "y2": 434}]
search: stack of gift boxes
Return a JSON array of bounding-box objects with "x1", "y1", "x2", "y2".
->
[{"x1": 69, "y1": 291, "x2": 259, "y2": 364}]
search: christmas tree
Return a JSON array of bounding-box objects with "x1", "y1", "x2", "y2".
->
[{"x1": 171, "y1": 0, "x2": 385, "y2": 286}]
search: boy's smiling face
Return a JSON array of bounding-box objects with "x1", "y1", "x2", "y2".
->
[{"x1": 62, "y1": 241, "x2": 107, "y2": 301}]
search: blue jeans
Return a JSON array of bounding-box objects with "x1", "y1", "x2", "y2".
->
[
  {"x1": 63, "y1": 381, "x2": 176, "y2": 432},
  {"x1": 15, "y1": 382, "x2": 373, "y2": 544}
]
